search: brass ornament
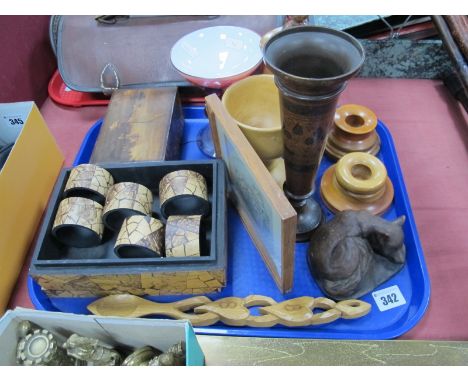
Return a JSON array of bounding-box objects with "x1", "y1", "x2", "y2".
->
[
  {"x1": 17, "y1": 329, "x2": 75, "y2": 366},
  {"x1": 115, "y1": 215, "x2": 164, "y2": 258},
  {"x1": 122, "y1": 346, "x2": 161, "y2": 366},
  {"x1": 103, "y1": 182, "x2": 153, "y2": 231},
  {"x1": 165, "y1": 215, "x2": 202, "y2": 257},
  {"x1": 14, "y1": 321, "x2": 184, "y2": 367},
  {"x1": 326, "y1": 104, "x2": 381, "y2": 160},
  {"x1": 87, "y1": 294, "x2": 371, "y2": 327},
  {"x1": 320, "y1": 152, "x2": 394, "y2": 215},
  {"x1": 159, "y1": 170, "x2": 210, "y2": 218},
  {"x1": 52, "y1": 197, "x2": 104, "y2": 247},
  {"x1": 64, "y1": 164, "x2": 114, "y2": 204},
  {"x1": 63, "y1": 334, "x2": 122, "y2": 366},
  {"x1": 147, "y1": 341, "x2": 186, "y2": 366},
  {"x1": 166, "y1": 341, "x2": 186, "y2": 364},
  {"x1": 17, "y1": 320, "x2": 40, "y2": 338},
  {"x1": 148, "y1": 352, "x2": 185, "y2": 366}
]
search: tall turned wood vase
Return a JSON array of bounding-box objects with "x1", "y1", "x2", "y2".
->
[{"x1": 263, "y1": 26, "x2": 365, "y2": 241}]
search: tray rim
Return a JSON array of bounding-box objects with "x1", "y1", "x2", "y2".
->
[{"x1": 28, "y1": 106, "x2": 431, "y2": 340}]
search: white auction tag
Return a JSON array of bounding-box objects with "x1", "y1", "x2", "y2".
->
[
  {"x1": 0, "y1": 102, "x2": 32, "y2": 144},
  {"x1": 372, "y1": 285, "x2": 406, "y2": 312}
]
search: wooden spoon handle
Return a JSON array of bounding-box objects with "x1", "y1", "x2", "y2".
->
[{"x1": 89, "y1": 294, "x2": 371, "y2": 327}]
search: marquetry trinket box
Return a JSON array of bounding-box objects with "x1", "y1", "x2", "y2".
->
[{"x1": 29, "y1": 160, "x2": 227, "y2": 298}]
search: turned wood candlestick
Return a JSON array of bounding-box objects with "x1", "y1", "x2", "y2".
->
[
  {"x1": 325, "y1": 104, "x2": 380, "y2": 160},
  {"x1": 320, "y1": 152, "x2": 394, "y2": 215},
  {"x1": 263, "y1": 26, "x2": 365, "y2": 241}
]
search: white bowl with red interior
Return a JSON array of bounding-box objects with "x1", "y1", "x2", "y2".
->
[{"x1": 171, "y1": 26, "x2": 263, "y2": 89}]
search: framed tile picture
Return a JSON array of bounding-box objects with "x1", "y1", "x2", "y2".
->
[{"x1": 206, "y1": 94, "x2": 297, "y2": 293}]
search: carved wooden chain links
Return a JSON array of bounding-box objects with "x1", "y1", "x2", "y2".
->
[{"x1": 88, "y1": 294, "x2": 371, "y2": 327}]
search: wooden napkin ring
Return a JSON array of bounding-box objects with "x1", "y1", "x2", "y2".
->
[
  {"x1": 114, "y1": 215, "x2": 165, "y2": 258},
  {"x1": 52, "y1": 197, "x2": 104, "y2": 248},
  {"x1": 63, "y1": 164, "x2": 114, "y2": 205},
  {"x1": 165, "y1": 215, "x2": 204, "y2": 258},
  {"x1": 103, "y1": 182, "x2": 153, "y2": 231},
  {"x1": 159, "y1": 170, "x2": 210, "y2": 219}
]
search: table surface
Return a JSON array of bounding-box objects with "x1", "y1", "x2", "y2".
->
[
  {"x1": 197, "y1": 336, "x2": 468, "y2": 365},
  {"x1": 7, "y1": 78, "x2": 468, "y2": 350}
]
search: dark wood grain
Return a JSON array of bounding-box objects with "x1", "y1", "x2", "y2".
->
[
  {"x1": 90, "y1": 88, "x2": 183, "y2": 164},
  {"x1": 444, "y1": 15, "x2": 468, "y2": 60}
]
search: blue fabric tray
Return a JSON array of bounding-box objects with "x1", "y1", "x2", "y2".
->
[{"x1": 28, "y1": 105, "x2": 430, "y2": 339}]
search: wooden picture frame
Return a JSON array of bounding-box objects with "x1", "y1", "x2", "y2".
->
[{"x1": 205, "y1": 94, "x2": 297, "y2": 293}]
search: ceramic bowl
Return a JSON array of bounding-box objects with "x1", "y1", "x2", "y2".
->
[
  {"x1": 171, "y1": 26, "x2": 263, "y2": 89},
  {"x1": 222, "y1": 74, "x2": 283, "y2": 162}
]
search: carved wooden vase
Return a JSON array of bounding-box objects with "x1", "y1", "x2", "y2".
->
[{"x1": 263, "y1": 26, "x2": 365, "y2": 241}]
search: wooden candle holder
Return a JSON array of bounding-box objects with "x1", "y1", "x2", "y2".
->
[
  {"x1": 320, "y1": 152, "x2": 394, "y2": 215},
  {"x1": 325, "y1": 104, "x2": 380, "y2": 160}
]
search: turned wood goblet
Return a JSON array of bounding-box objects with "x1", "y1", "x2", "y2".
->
[
  {"x1": 222, "y1": 74, "x2": 285, "y2": 186},
  {"x1": 263, "y1": 26, "x2": 365, "y2": 241}
]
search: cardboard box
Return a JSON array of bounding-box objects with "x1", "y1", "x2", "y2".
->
[
  {"x1": 0, "y1": 102, "x2": 64, "y2": 313},
  {"x1": 0, "y1": 308, "x2": 204, "y2": 365}
]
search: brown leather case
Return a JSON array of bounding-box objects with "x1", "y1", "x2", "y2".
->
[{"x1": 55, "y1": 15, "x2": 282, "y2": 92}]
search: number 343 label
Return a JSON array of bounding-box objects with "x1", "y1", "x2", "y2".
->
[{"x1": 372, "y1": 285, "x2": 406, "y2": 312}]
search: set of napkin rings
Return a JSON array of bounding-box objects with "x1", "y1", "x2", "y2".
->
[
  {"x1": 51, "y1": 165, "x2": 210, "y2": 259},
  {"x1": 115, "y1": 169, "x2": 210, "y2": 258}
]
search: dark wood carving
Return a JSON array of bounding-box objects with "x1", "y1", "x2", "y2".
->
[{"x1": 308, "y1": 210, "x2": 406, "y2": 300}]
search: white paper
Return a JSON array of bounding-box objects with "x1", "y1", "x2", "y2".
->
[
  {"x1": 372, "y1": 285, "x2": 406, "y2": 312},
  {"x1": 0, "y1": 102, "x2": 32, "y2": 145}
]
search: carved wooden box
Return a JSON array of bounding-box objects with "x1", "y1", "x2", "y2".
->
[{"x1": 29, "y1": 160, "x2": 227, "y2": 298}]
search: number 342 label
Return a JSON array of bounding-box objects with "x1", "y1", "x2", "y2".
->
[{"x1": 372, "y1": 285, "x2": 406, "y2": 312}]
